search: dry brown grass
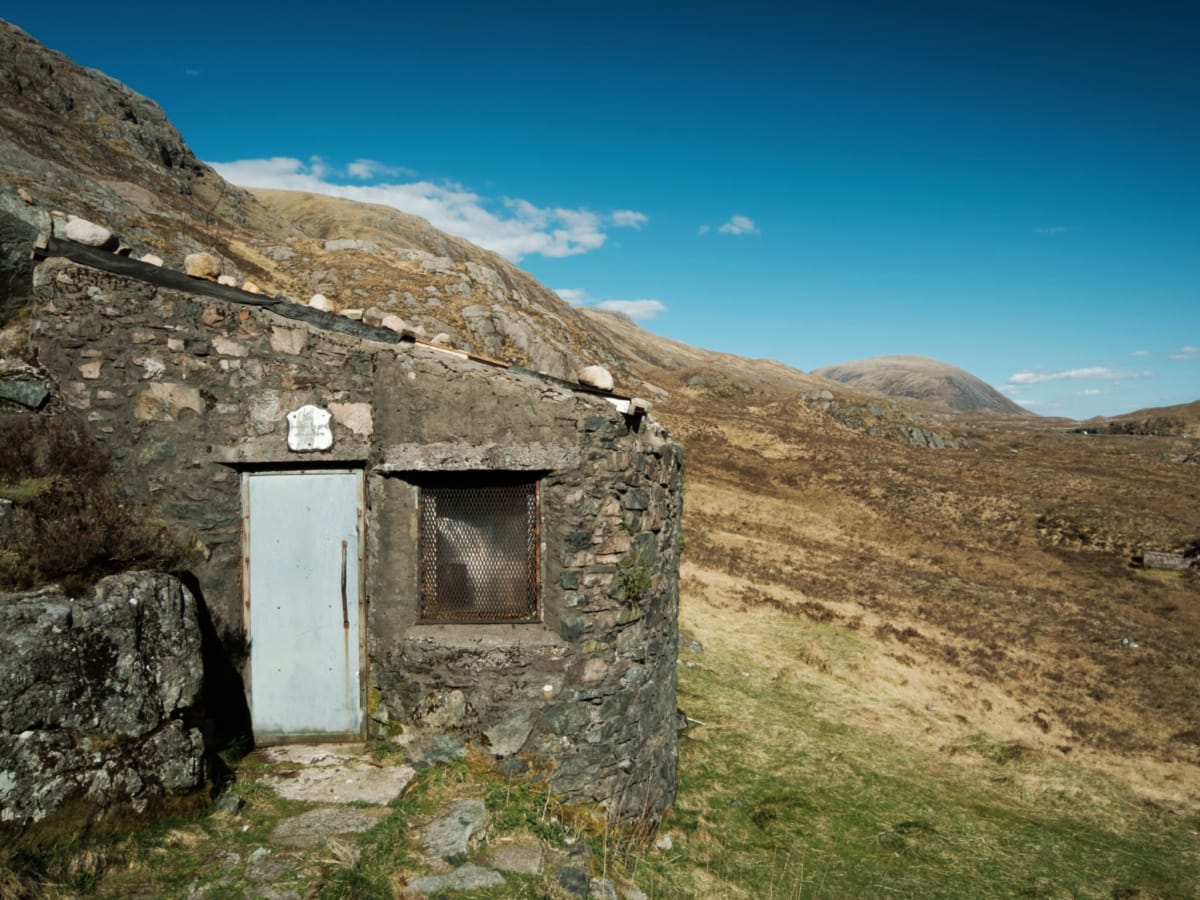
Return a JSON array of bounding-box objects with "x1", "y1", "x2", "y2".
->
[{"x1": 661, "y1": 383, "x2": 1200, "y2": 816}]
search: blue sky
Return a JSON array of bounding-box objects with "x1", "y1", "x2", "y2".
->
[{"x1": 11, "y1": 1, "x2": 1198, "y2": 418}]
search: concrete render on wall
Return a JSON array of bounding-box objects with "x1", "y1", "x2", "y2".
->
[{"x1": 28, "y1": 258, "x2": 683, "y2": 823}]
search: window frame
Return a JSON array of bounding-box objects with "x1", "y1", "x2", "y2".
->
[{"x1": 415, "y1": 472, "x2": 542, "y2": 625}]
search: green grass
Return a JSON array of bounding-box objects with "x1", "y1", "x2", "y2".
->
[
  {"x1": 626, "y1": 623, "x2": 1200, "y2": 899},
  {"x1": 5, "y1": 611, "x2": 1197, "y2": 898}
]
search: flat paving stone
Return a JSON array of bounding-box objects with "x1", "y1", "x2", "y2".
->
[
  {"x1": 488, "y1": 839, "x2": 543, "y2": 874},
  {"x1": 408, "y1": 864, "x2": 504, "y2": 894},
  {"x1": 245, "y1": 848, "x2": 299, "y2": 882},
  {"x1": 423, "y1": 798, "x2": 488, "y2": 862},
  {"x1": 271, "y1": 807, "x2": 389, "y2": 848}
]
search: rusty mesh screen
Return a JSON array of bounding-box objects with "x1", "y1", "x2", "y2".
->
[{"x1": 418, "y1": 480, "x2": 540, "y2": 623}]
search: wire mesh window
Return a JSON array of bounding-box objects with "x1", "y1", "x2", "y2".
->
[{"x1": 418, "y1": 476, "x2": 540, "y2": 623}]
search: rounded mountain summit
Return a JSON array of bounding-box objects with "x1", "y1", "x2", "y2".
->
[{"x1": 811, "y1": 355, "x2": 1032, "y2": 416}]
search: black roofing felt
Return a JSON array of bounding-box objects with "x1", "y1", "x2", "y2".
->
[{"x1": 36, "y1": 236, "x2": 402, "y2": 342}]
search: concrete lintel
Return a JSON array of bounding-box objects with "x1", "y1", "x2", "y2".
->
[
  {"x1": 210, "y1": 435, "x2": 371, "y2": 465},
  {"x1": 377, "y1": 442, "x2": 580, "y2": 473}
]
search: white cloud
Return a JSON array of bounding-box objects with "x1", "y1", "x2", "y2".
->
[
  {"x1": 1130, "y1": 349, "x2": 1150, "y2": 357},
  {"x1": 698, "y1": 224, "x2": 711, "y2": 235},
  {"x1": 718, "y1": 214, "x2": 759, "y2": 235},
  {"x1": 307, "y1": 155, "x2": 330, "y2": 179},
  {"x1": 611, "y1": 210, "x2": 648, "y2": 228},
  {"x1": 1007, "y1": 366, "x2": 1154, "y2": 385},
  {"x1": 209, "y1": 156, "x2": 643, "y2": 262},
  {"x1": 1078, "y1": 388, "x2": 1103, "y2": 396},
  {"x1": 1033, "y1": 225, "x2": 1069, "y2": 235},
  {"x1": 555, "y1": 288, "x2": 666, "y2": 320},
  {"x1": 596, "y1": 299, "x2": 666, "y2": 320},
  {"x1": 347, "y1": 158, "x2": 415, "y2": 179},
  {"x1": 1168, "y1": 345, "x2": 1198, "y2": 360}
]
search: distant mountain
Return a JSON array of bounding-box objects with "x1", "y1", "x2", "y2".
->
[{"x1": 811, "y1": 355, "x2": 1031, "y2": 416}]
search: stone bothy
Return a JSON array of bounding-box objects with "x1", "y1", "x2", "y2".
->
[{"x1": 21, "y1": 249, "x2": 683, "y2": 824}]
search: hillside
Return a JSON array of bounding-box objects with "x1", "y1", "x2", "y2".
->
[
  {"x1": 1085, "y1": 399, "x2": 1200, "y2": 438},
  {"x1": 0, "y1": 21, "x2": 284, "y2": 300},
  {"x1": 812, "y1": 354, "x2": 1031, "y2": 416},
  {"x1": 0, "y1": 19, "x2": 623, "y2": 384},
  {"x1": 243, "y1": 189, "x2": 632, "y2": 382},
  {"x1": 2, "y1": 18, "x2": 1200, "y2": 896}
]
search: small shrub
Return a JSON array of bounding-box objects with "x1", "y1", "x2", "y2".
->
[
  {"x1": 0, "y1": 414, "x2": 110, "y2": 483},
  {"x1": 0, "y1": 414, "x2": 195, "y2": 593},
  {"x1": 618, "y1": 556, "x2": 653, "y2": 604},
  {"x1": 965, "y1": 735, "x2": 1026, "y2": 765}
]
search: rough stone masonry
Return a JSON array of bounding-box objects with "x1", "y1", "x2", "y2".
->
[{"x1": 23, "y1": 253, "x2": 683, "y2": 825}]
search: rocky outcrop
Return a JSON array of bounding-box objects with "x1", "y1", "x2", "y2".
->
[
  {"x1": 1083, "y1": 400, "x2": 1200, "y2": 438},
  {"x1": 0, "y1": 206, "x2": 40, "y2": 324},
  {"x1": 0, "y1": 23, "x2": 200, "y2": 180},
  {"x1": 893, "y1": 422, "x2": 968, "y2": 450},
  {"x1": 0, "y1": 18, "x2": 273, "y2": 297},
  {"x1": 813, "y1": 395, "x2": 971, "y2": 450},
  {"x1": 0, "y1": 572, "x2": 206, "y2": 833}
]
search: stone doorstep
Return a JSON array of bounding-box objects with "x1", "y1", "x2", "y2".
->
[
  {"x1": 257, "y1": 743, "x2": 416, "y2": 805},
  {"x1": 258, "y1": 743, "x2": 370, "y2": 767},
  {"x1": 261, "y1": 762, "x2": 416, "y2": 806}
]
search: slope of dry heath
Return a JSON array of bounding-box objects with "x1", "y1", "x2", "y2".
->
[
  {"x1": 579, "y1": 314, "x2": 1200, "y2": 815},
  {"x1": 659, "y1": 383, "x2": 1200, "y2": 813}
]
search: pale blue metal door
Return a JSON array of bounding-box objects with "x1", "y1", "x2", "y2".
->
[{"x1": 244, "y1": 470, "x2": 363, "y2": 742}]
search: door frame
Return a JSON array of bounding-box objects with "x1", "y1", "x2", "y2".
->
[{"x1": 240, "y1": 467, "x2": 368, "y2": 744}]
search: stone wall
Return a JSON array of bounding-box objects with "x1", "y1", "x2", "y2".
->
[
  {"x1": 28, "y1": 256, "x2": 683, "y2": 824},
  {"x1": 368, "y1": 352, "x2": 683, "y2": 822},
  {"x1": 0, "y1": 572, "x2": 206, "y2": 833},
  {"x1": 30, "y1": 257, "x2": 381, "y2": 653}
]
